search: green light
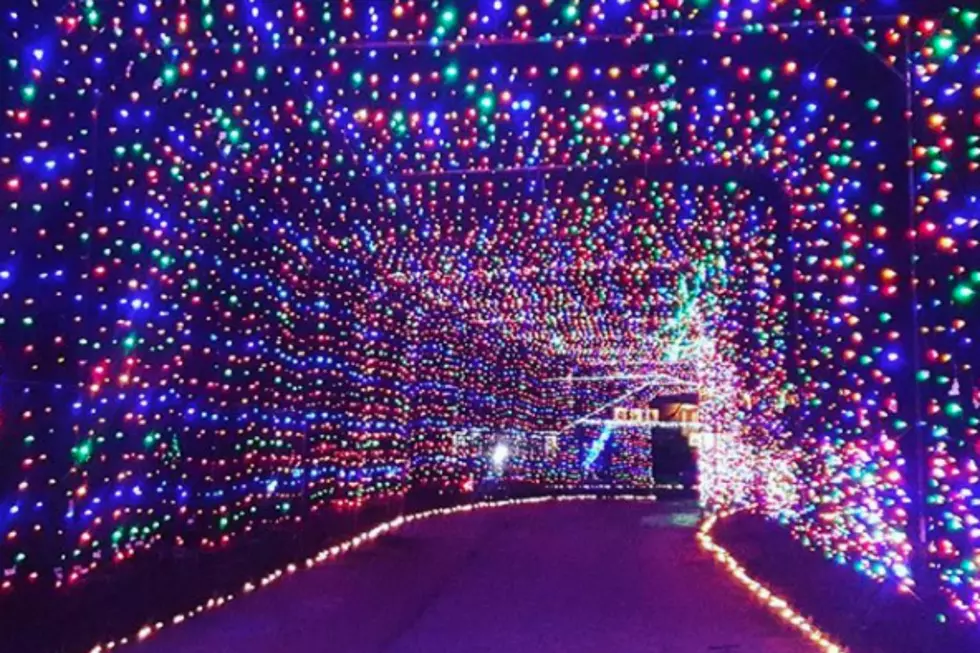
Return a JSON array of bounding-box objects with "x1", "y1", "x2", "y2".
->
[
  {"x1": 562, "y1": 4, "x2": 578, "y2": 21},
  {"x1": 478, "y1": 93, "x2": 496, "y2": 113},
  {"x1": 944, "y1": 402, "x2": 963, "y2": 418},
  {"x1": 161, "y1": 65, "x2": 178, "y2": 86},
  {"x1": 72, "y1": 441, "x2": 93, "y2": 464},
  {"x1": 932, "y1": 34, "x2": 956, "y2": 57},
  {"x1": 952, "y1": 284, "x2": 975, "y2": 304},
  {"x1": 439, "y1": 7, "x2": 457, "y2": 28}
]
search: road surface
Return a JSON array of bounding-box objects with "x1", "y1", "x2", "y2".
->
[{"x1": 134, "y1": 500, "x2": 807, "y2": 653}]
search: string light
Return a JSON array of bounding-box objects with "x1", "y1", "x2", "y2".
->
[
  {"x1": 87, "y1": 494, "x2": 656, "y2": 653},
  {"x1": 698, "y1": 511, "x2": 847, "y2": 653},
  {"x1": 0, "y1": 0, "x2": 977, "y2": 634}
]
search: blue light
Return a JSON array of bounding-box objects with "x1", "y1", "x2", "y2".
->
[{"x1": 584, "y1": 425, "x2": 614, "y2": 471}]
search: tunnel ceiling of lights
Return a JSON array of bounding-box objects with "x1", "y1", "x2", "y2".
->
[{"x1": 1, "y1": 0, "x2": 979, "y2": 629}]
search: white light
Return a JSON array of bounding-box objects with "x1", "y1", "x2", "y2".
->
[{"x1": 491, "y1": 443, "x2": 509, "y2": 468}]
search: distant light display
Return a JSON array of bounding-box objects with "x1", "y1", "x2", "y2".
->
[{"x1": 0, "y1": 0, "x2": 977, "y2": 631}]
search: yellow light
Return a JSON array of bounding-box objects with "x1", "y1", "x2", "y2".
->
[
  {"x1": 698, "y1": 512, "x2": 848, "y2": 652},
  {"x1": 87, "y1": 494, "x2": 657, "y2": 653}
]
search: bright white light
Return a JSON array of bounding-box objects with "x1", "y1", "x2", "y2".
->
[{"x1": 491, "y1": 443, "x2": 509, "y2": 468}]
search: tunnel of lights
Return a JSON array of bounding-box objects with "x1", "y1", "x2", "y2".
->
[{"x1": 0, "y1": 0, "x2": 979, "y2": 632}]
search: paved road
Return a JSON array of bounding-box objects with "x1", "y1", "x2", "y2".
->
[{"x1": 135, "y1": 501, "x2": 807, "y2": 653}]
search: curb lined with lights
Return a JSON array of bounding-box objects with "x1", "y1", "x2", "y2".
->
[
  {"x1": 87, "y1": 494, "x2": 656, "y2": 653},
  {"x1": 698, "y1": 511, "x2": 847, "y2": 653}
]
